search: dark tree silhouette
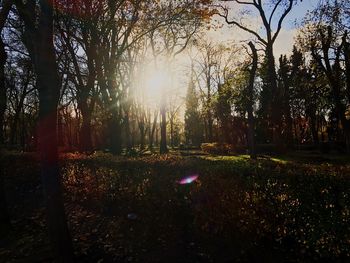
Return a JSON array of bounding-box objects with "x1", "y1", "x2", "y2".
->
[
  {"x1": 218, "y1": 0, "x2": 297, "y2": 151},
  {"x1": 0, "y1": 0, "x2": 13, "y2": 235},
  {"x1": 15, "y1": 0, "x2": 74, "y2": 261}
]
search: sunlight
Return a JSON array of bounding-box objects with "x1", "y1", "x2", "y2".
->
[{"x1": 143, "y1": 67, "x2": 172, "y2": 103}]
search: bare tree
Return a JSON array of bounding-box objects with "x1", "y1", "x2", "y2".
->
[
  {"x1": 217, "y1": 0, "x2": 297, "y2": 151},
  {"x1": 15, "y1": 0, "x2": 74, "y2": 261}
]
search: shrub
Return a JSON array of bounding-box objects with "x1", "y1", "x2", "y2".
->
[{"x1": 201, "y1": 143, "x2": 236, "y2": 155}]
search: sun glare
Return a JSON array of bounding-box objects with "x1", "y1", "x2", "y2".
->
[{"x1": 144, "y1": 68, "x2": 171, "y2": 103}]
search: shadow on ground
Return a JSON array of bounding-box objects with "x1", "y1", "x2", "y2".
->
[{"x1": 1, "y1": 151, "x2": 350, "y2": 262}]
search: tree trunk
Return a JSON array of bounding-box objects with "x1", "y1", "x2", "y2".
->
[
  {"x1": 284, "y1": 85, "x2": 293, "y2": 148},
  {"x1": 266, "y1": 44, "x2": 284, "y2": 152},
  {"x1": 0, "y1": 150, "x2": 10, "y2": 234},
  {"x1": 0, "y1": 0, "x2": 12, "y2": 145},
  {"x1": 148, "y1": 110, "x2": 157, "y2": 150},
  {"x1": 79, "y1": 112, "x2": 92, "y2": 152},
  {"x1": 21, "y1": 0, "x2": 74, "y2": 261},
  {"x1": 79, "y1": 101, "x2": 93, "y2": 152},
  {"x1": 343, "y1": 32, "x2": 350, "y2": 104},
  {"x1": 0, "y1": 39, "x2": 6, "y2": 145},
  {"x1": 110, "y1": 113, "x2": 122, "y2": 155},
  {"x1": 247, "y1": 42, "x2": 257, "y2": 159},
  {"x1": 309, "y1": 112, "x2": 319, "y2": 146},
  {"x1": 124, "y1": 111, "x2": 132, "y2": 152},
  {"x1": 140, "y1": 126, "x2": 145, "y2": 151},
  {"x1": 160, "y1": 102, "x2": 168, "y2": 154},
  {"x1": 343, "y1": 33, "x2": 350, "y2": 153},
  {"x1": 170, "y1": 116, "x2": 174, "y2": 148}
]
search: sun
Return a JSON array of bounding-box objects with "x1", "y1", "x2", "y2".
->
[{"x1": 144, "y1": 68, "x2": 171, "y2": 103}]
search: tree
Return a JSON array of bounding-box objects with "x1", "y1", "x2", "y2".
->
[
  {"x1": 218, "y1": 0, "x2": 298, "y2": 151},
  {"x1": 215, "y1": 74, "x2": 233, "y2": 144},
  {"x1": 0, "y1": 0, "x2": 12, "y2": 145},
  {"x1": 147, "y1": 1, "x2": 214, "y2": 153},
  {"x1": 278, "y1": 54, "x2": 293, "y2": 147},
  {"x1": 298, "y1": 0, "x2": 350, "y2": 152},
  {"x1": 185, "y1": 68, "x2": 203, "y2": 146},
  {"x1": 0, "y1": 0, "x2": 14, "y2": 233},
  {"x1": 194, "y1": 39, "x2": 218, "y2": 142},
  {"x1": 15, "y1": 0, "x2": 74, "y2": 261},
  {"x1": 247, "y1": 42, "x2": 257, "y2": 159},
  {"x1": 56, "y1": 0, "x2": 99, "y2": 152}
]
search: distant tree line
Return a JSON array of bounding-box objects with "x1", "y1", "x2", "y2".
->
[{"x1": 184, "y1": 0, "x2": 350, "y2": 155}]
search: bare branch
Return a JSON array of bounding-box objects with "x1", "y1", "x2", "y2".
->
[
  {"x1": 215, "y1": 6, "x2": 267, "y2": 45},
  {"x1": 272, "y1": 0, "x2": 294, "y2": 43}
]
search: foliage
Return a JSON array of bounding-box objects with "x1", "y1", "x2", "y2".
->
[
  {"x1": 200, "y1": 142, "x2": 236, "y2": 155},
  {"x1": 1, "y1": 151, "x2": 350, "y2": 261},
  {"x1": 184, "y1": 71, "x2": 203, "y2": 146}
]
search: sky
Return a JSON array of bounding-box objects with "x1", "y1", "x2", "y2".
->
[{"x1": 207, "y1": 0, "x2": 319, "y2": 57}]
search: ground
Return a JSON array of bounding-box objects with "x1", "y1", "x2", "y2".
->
[{"x1": 1, "y1": 151, "x2": 350, "y2": 262}]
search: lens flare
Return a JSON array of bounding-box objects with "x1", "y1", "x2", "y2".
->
[{"x1": 178, "y1": 175, "x2": 199, "y2": 185}]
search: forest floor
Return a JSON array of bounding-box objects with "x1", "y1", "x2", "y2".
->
[{"x1": 1, "y1": 150, "x2": 350, "y2": 262}]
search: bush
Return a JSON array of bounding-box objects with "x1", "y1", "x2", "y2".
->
[{"x1": 201, "y1": 143, "x2": 236, "y2": 155}]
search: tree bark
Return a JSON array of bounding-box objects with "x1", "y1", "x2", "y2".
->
[
  {"x1": 160, "y1": 100, "x2": 168, "y2": 154},
  {"x1": 148, "y1": 110, "x2": 157, "y2": 150},
  {"x1": 0, "y1": 150, "x2": 10, "y2": 234},
  {"x1": 109, "y1": 112, "x2": 122, "y2": 155},
  {"x1": 16, "y1": 0, "x2": 74, "y2": 261},
  {"x1": 124, "y1": 110, "x2": 132, "y2": 152},
  {"x1": 79, "y1": 106, "x2": 92, "y2": 152},
  {"x1": 10, "y1": 87, "x2": 27, "y2": 145},
  {"x1": 0, "y1": 39, "x2": 6, "y2": 145},
  {"x1": 266, "y1": 44, "x2": 284, "y2": 152},
  {"x1": 206, "y1": 69, "x2": 213, "y2": 142},
  {"x1": 0, "y1": 0, "x2": 12, "y2": 145}
]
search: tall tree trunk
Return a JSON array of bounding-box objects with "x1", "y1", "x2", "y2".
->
[
  {"x1": 0, "y1": 0, "x2": 13, "y2": 237},
  {"x1": 343, "y1": 32, "x2": 350, "y2": 153},
  {"x1": 148, "y1": 110, "x2": 157, "y2": 150},
  {"x1": 138, "y1": 112, "x2": 145, "y2": 151},
  {"x1": 247, "y1": 42, "x2": 257, "y2": 159},
  {"x1": 0, "y1": 39, "x2": 6, "y2": 145},
  {"x1": 79, "y1": 109, "x2": 92, "y2": 152},
  {"x1": 266, "y1": 44, "x2": 284, "y2": 152},
  {"x1": 109, "y1": 113, "x2": 122, "y2": 155},
  {"x1": 343, "y1": 32, "x2": 350, "y2": 104},
  {"x1": 124, "y1": 110, "x2": 132, "y2": 152},
  {"x1": 311, "y1": 119, "x2": 319, "y2": 146},
  {"x1": 16, "y1": 0, "x2": 74, "y2": 260},
  {"x1": 10, "y1": 85, "x2": 29, "y2": 145},
  {"x1": 170, "y1": 116, "x2": 174, "y2": 148},
  {"x1": 0, "y1": 0, "x2": 11, "y2": 145},
  {"x1": 206, "y1": 78, "x2": 213, "y2": 142},
  {"x1": 140, "y1": 125, "x2": 145, "y2": 151},
  {"x1": 283, "y1": 84, "x2": 293, "y2": 148},
  {"x1": 160, "y1": 101, "x2": 168, "y2": 154},
  {"x1": 0, "y1": 150, "x2": 10, "y2": 234}
]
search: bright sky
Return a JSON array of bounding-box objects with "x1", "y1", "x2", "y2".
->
[{"x1": 207, "y1": 0, "x2": 319, "y2": 57}]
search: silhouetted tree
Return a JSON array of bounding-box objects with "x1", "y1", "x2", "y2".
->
[
  {"x1": 185, "y1": 69, "x2": 203, "y2": 146},
  {"x1": 15, "y1": 0, "x2": 74, "y2": 261}
]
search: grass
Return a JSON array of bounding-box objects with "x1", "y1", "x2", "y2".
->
[{"x1": 1, "y1": 151, "x2": 350, "y2": 262}]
